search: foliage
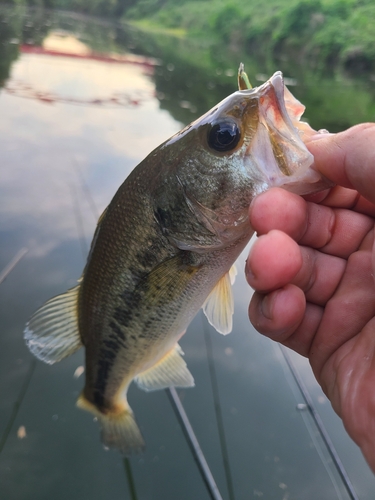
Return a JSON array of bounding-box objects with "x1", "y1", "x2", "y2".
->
[
  {"x1": 273, "y1": 0, "x2": 323, "y2": 42},
  {"x1": 0, "y1": 8, "x2": 21, "y2": 86},
  {"x1": 0, "y1": 0, "x2": 138, "y2": 16},
  {"x1": 122, "y1": 0, "x2": 375, "y2": 72},
  {"x1": 0, "y1": 0, "x2": 374, "y2": 71}
]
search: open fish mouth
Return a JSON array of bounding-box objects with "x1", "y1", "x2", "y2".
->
[{"x1": 245, "y1": 71, "x2": 332, "y2": 195}]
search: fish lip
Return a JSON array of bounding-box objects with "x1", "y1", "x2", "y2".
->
[
  {"x1": 264, "y1": 71, "x2": 297, "y2": 135},
  {"x1": 269, "y1": 71, "x2": 284, "y2": 99},
  {"x1": 270, "y1": 72, "x2": 288, "y2": 118}
]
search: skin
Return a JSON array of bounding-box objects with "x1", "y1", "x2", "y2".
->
[{"x1": 246, "y1": 123, "x2": 375, "y2": 472}]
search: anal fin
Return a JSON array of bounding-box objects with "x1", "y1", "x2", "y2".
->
[
  {"x1": 135, "y1": 344, "x2": 194, "y2": 392},
  {"x1": 202, "y1": 264, "x2": 237, "y2": 335}
]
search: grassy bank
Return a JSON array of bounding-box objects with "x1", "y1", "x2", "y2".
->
[
  {"x1": 126, "y1": 0, "x2": 375, "y2": 72},
  {"x1": 1, "y1": 0, "x2": 374, "y2": 72}
]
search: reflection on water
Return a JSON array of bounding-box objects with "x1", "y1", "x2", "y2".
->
[
  {"x1": 1, "y1": 7, "x2": 375, "y2": 500},
  {"x1": 0, "y1": 45, "x2": 178, "y2": 262}
]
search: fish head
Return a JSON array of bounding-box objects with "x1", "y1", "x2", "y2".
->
[
  {"x1": 160, "y1": 72, "x2": 331, "y2": 248},
  {"x1": 171, "y1": 71, "x2": 327, "y2": 195}
]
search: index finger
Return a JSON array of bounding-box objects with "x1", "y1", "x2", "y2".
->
[{"x1": 307, "y1": 123, "x2": 375, "y2": 205}]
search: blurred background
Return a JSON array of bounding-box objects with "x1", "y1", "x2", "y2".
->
[{"x1": 1, "y1": 1, "x2": 375, "y2": 499}]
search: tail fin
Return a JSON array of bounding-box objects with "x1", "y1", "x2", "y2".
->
[
  {"x1": 24, "y1": 284, "x2": 82, "y2": 364},
  {"x1": 77, "y1": 394, "x2": 145, "y2": 455},
  {"x1": 100, "y1": 411, "x2": 145, "y2": 455}
]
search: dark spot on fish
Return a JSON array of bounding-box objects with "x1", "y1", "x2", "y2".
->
[
  {"x1": 109, "y1": 320, "x2": 125, "y2": 341},
  {"x1": 144, "y1": 316, "x2": 160, "y2": 330},
  {"x1": 93, "y1": 390, "x2": 104, "y2": 409},
  {"x1": 94, "y1": 353, "x2": 116, "y2": 409},
  {"x1": 128, "y1": 268, "x2": 148, "y2": 287},
  {"x1": 154, "y1": 207, "x2": 170, "y2": 235},
  {"x1": 115, "y1": 285, "x2": 145, "y2": 328},
  {"x1": 113, "y1": 306, "x2": 133, "y2": 328},
  {"x1": 136, "y1": 247, "x2": 160, "y2": 268},
  {"x1": 103, "y1": 339, "x2": 120, "y2": 351},
  {"x1": 103, "y1": 347, "x2": 117, "y2": 360},
  {"x1": 119, "y1": 289, "x2": 137, "y2": 304},
  {"x1": 218, "y1": 177, "x2": 229, "y2": 195}
]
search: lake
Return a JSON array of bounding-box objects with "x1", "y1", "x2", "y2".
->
[{"x1": 0, "y1": 6, "x2": 374, "y2": 500}]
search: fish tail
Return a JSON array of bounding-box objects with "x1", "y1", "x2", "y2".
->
[
  {"x1": 24, "y1": 284, "x2": 82, "y2": 364},
  {"x1": 77, "y1": 394, "x2": 145, "y2": 455}
]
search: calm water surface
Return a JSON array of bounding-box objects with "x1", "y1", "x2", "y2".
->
[{"x1": 1, "y1": 7, "x2": 375, "y2": 500}]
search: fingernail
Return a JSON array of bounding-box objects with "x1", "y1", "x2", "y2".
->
[
  {"x1": 249, "y1": 192, "x2": 264, "y2": 216},
  {"x1": 248, "y1": 197, "x2": 256, "y2": 221},
  {"x1": 261, "y1": 294, "x2": 273, "y2": 320},
  {"x1": 245, "y1": 258, "x2": 255, "y2": 284}
]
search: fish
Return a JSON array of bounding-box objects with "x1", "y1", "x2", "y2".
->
[{"x1": 24, "y1": 67, "x2": 330, "y2": 454}]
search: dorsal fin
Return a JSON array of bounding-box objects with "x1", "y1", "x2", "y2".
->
[{"x1": 24, "y1": 284, "x2": 82, "y2": 364}]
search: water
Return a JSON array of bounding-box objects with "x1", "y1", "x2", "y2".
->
[{"x1": 1, "y1": 7, "x2": 375, "y2": 500}]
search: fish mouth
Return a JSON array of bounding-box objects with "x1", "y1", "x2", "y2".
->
[{"x1": 245, "y1": 71, "x2": 331, "y2": 195}]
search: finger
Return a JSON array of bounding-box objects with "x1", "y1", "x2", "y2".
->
[
  {"x1": 293, "y1": 247, "x2": 346, "y2": 306},
  {"x1": 305, "y1": 184, "x2": 375, "y2": 219},
  {"x1": 307, "y1": 123, "x2": 375, "y2": 205},
  {"x1": 301, "y1": 204, "x2": 374, "y2": 259},
  {"x1": 245, "y1": 230, "x2": 346, "y2": 306},
  {"x1": 249, "y1": 285, "x2": 324, "y2": 357},
  {"x1": 246, "y1": 230, "x2": 302, "y2": 292},
  {"x1": 249, "y1": 188, "x2": 307, "y2": 240},
  {"x1": 247, "y1": 230, "x2": 346, "y2": 305},
  {"x1": 249, "y1": 284, "x2": 305, "y2": 339},
  {"x1": 250, "y1": 188, "x2": 374, "y2": 258}
]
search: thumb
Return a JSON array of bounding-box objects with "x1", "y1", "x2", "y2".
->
[{"x1": 307, "y1": 123, "x2": 375, "y2": 205}]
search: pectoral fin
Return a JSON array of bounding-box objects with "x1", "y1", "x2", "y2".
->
[
  {"x1": 24, "y1": 284, "x2": 82, "y2": 364},
  {"x1": 135, "y1": 344, "x2": 194, "y2": 392},
  {"x1": 202, "y1": 265, "x2": 237, "y2": 335}
]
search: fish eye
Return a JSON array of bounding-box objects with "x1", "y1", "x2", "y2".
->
[{"x1": 207, "y1": 120, "x2": 241, "y2": 152}]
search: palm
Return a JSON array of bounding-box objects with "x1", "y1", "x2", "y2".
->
[{"x1": 325, "y1": 315, "x2": 375, "y2": 470}]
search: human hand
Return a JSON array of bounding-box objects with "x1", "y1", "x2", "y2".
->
[{"x1": 246, "y1": 123, "x2": 375, "y2": 471}]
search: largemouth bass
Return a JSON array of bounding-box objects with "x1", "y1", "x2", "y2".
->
[{"x1": 24, "y1": 69, "x2": 330, "y2": 454}]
